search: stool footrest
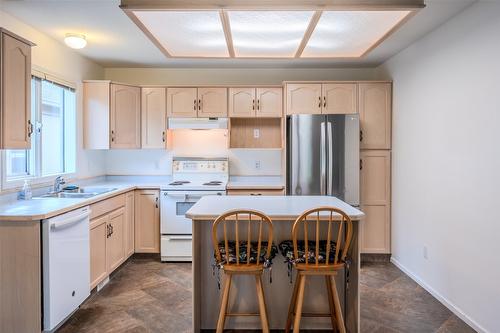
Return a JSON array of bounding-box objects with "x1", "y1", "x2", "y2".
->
[
  {"x1": 296, "y1": 312, "x2": 334, "y2": 318},
  {"x1": 226, "y1": 312, "x2": 260, "y2": 317}
]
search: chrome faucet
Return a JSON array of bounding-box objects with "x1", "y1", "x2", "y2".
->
[{"x1": 53, "y1": 176, "x2": 66, "y2": 193}]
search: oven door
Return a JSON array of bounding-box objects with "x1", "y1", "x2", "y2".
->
[{"x1": 161, "y1": 190, "x2": 224, "y2": 234}]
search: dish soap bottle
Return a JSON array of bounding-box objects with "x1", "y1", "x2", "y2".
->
[{"x1": 18, "y1": 180, "x2": 32, "y2": 200}]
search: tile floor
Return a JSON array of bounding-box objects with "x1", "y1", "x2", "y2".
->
[{"x1": 57, "y1": 258, "x2": 475, "y2": 333}]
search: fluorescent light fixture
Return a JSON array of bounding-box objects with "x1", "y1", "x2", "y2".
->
[
  {"x1": 228, "y1": 11, "x2": 314, "y2": 57},
  {"x1": 134, "y1": 11, "x2": 229, "y2": 57},
  {"x1": 301, "y1": 11, "x2": 411, "y2": 58},
  {"x1": 64, "y1": 33, "x2": 87, "y2": 49}
]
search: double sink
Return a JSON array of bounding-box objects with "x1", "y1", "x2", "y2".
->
[{"x1": 35, "y1": 187, "x2": 118, "y2": 199}]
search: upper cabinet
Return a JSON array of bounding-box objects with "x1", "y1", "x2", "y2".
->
[
  {"x1": 359, "y1": 83, "x2": 392, "y2": 150},
  {"x1": 229, "y1": 87, "x2": 282, "y2": 118},
  {"x1": 141, "y1": 87, "x2": 167, "y2": 149},
  {"x1": 84, "y1": 81, "x2": 141, "y2": 149},
  {"x1": 167, "y1": 87, "x2": 227, "y2": 118},
  {"x1": 286, "y1": 83, "x2": 357, "y2": 115},
  {"x1": 110, "y1": 84, "x2": 141, "y2": 149},
  {"x1": 0, "y1": 29, "x2": 35, "y2": 149}
]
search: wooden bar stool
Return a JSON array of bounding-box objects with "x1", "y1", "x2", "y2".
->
[
  {"x1": 212, "y1": 209, "x2": 276, "y2": 333},
  {"x1": 283, "y1": 207, "x2": 353, "y2": 333}
]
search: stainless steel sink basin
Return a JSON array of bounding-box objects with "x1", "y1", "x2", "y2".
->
[{"x1": 34, "y1": 187, "x2": 118, "y2": 199}]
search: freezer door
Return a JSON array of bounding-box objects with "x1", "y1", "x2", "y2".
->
[
  {"x1": 326, "y1": 114, "x2": 360, "y2": 205},
  {"x1": 287, "y1": 114, "x2": 327, "y2": 195}
]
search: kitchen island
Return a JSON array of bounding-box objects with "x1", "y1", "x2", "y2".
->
[{"x1": 186, "y1": 195, "x2": 364, "y2": 332}]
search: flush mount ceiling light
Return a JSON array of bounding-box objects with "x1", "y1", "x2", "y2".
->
[
  {"x1": 64, "y1": 33, "x2": 87, "y2": 49},
  {"x1": 120, "y1": 0, "x2": 424, "y2": 59}
]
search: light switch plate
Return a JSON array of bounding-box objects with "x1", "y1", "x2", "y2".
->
[{"x1": 253, "y1": 128, "x2": 260, "y2": 139}]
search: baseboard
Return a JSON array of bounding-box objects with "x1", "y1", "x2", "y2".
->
[{"x1": 390, "y1": 257, "x2": 487, "y2": 333}]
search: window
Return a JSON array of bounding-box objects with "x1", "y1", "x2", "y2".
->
[{"x1": 2, "y1": 76, "x2": 76, "y2": 187}]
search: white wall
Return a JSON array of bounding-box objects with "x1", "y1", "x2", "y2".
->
[
  {"x1": 104, "y1": 67, "x2": 375, "y2": 176},
  {"x1": 376, "y1": 2, "x2": 500, "y2": 332},
  {"x1": 0, "y1": 9, "x2": 106, "y2": 187}
]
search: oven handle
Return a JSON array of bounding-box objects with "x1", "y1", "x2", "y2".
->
[{"x1": 168, "y1": 235, "x2": 193, "y2": 241}]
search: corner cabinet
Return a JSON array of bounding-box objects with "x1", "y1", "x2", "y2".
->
[
  {"x1": 83, "y1": 81, "x2": 141, "y2": 149},
  {"x1": 0, "y1": 29, "x2": 35, "y2": 149},
  {"x1": 134, "y1": 190, "x2": 160, "y2": 253}
]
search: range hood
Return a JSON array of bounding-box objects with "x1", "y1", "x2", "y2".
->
[{"x1": 168, "y1": 118, "x2": 228, "y2": 130}]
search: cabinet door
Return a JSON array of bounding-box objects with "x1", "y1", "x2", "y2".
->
[
  {"x1": 322, "y1": 83, "x2": 357, "y2": 114},
  {"x1": 198, "y1": 87, "x2": 227, "y2": 117},
  {"x1": 110, "y1": 84, "x2": 141, "y2": 149},
  {"x1": 359, "y1": 83, "x2": 392, "y2": 149},
  {"x1": 286, "y1": 83, "x2": 322, "y2": 115},
  {"x1": 228, "y1": 87, "x2": 256, "y2": 117},
  {"x1": 125, "y1": 191, "x2": 135, "y2": 258},
  {"x1": 1, "y1": 33, "x2": 32, "y2": 149},
  {"x1": 141, "y1": 87, "x2": 166, "y2": 149},
  {"x1": 106, "y1": 207, "x2": 126, "y2": 272},
  {"x1": 256, "y1": 87, "x2": 282, "y2": 117},
  {"x1": 83, "y1": 81, "x2": 110, "y2": 149},
  {"x1": 167, "y1": 87, "x2": 197, "y2": 118},
  {"x1": 90, "y1": 215, "x2": 108, "y2": 289},
  {"x1": 134, "y1": 190, "x2": 160, "y2": 253},
  {"x1": 360, "y1": 150, "x2": 391, "y2": 254}
]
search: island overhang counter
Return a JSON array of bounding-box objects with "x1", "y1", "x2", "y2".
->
[{"x1": 186, "y1": 195, "x2": 364, "y2": 332}]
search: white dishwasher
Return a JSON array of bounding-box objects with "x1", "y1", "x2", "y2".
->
[{"x1": 42, "y1": 206, "x2": 91, "y2": 332}]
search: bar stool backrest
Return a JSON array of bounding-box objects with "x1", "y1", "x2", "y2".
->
[
  {"x1": 212, "y1": 209, "x2": 274, "y2": 266},
  {"x1": 292, "y1": 206, "x2": 353, "y2": 268}
]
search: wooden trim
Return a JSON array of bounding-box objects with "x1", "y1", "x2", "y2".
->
[
  {"x1": 294, "y1": 10, "x2": 322, "y2": 58},
  {"x1": 0, "y1": 28, "x2": 36, "y2": 46},
  {"x1": 220, "y1": 10, "x2": 235, "y2": 58}
]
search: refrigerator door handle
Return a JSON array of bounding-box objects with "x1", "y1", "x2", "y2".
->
[
  {"x1": 327, "y1": 121, "x2": 333, "y2": 196},
  {"x1": 320, "y1": 121, "x2": 326, "y2": 195}
]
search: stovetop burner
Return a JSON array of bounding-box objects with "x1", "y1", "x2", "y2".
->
[
  {"x1": 203, "y1": 181, "x2": 223, "y2": 186},
  {"x1": 169, "y1": 181, "x2": 191, "y2": 186}
]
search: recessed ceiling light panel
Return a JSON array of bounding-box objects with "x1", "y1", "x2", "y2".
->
[
  {"x1": 134, "y1": 11, "x2": 229, "y2": 57},
  {"x1": 301, "y1": 10, "x2": 411, "y2": 58},
  {"x1": 228, "y1": 11, "x2": 315, "y2": 58}
]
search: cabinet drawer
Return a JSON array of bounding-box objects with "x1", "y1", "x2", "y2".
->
[
  {"x1": 90, "y1": 194, "x2": 126, "y2": 219},
  {"x1": 161, "y1": 235, "x2": 192, "y2": 261},
  {"x1": 227, "y1": 189, "x2": 285, "y2": 196}
]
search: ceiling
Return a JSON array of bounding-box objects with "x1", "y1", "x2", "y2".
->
[{"x1": 0, "y1": 0, "x2": 476, "y2": 68}]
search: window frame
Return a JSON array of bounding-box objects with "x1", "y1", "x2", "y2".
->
[{"x1": 1, "y1": 75, "x2": 77, "y2": 191}]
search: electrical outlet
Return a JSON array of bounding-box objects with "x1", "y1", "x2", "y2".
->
[
  {"x1": 423, "y1": 246, "x2": 428, "y2": 260},
  {"x1": 255, "y1": 160, "x2": 261, "y2": 170},
  {"x1": 253, "y1": 128, "x2": 260, "y2": 139}
]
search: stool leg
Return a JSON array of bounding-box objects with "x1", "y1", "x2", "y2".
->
[
  {"x1": 330, "y1": 276, "x2": 346, "y2": 333},
  {"x1": 285, "y1": 274, "x2": 302, "y2": 333},
  {"x1": 325, "y1": 275, "x2": 338, "y2": 331},
  {"x1": 292, "y1": 274, "x2": 307, "y2": 333},
  {"x1": 216, "y1": 274, "x2": 232, "y2": 333},
  {"x1": 255, "y1": 274, "x2": 270, "y2": 333}
]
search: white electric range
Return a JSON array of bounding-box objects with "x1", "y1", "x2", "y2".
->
[{"x1": 160, "y1": 157, "x2": 228, "y2": 262}]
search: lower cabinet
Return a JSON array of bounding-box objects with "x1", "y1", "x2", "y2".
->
[
  {"x1": 227, "y1": 188, "x2": 285, "y2": 196},
  {"x1": 89, "y1": 191, "x2": 135, "y2": 289},
  {"x1": 134, "y1": 189, "x2": 160, "y2": 253}
]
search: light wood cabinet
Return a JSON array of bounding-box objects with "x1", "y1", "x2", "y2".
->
[
  {"x1": 198, "y1": 87, "x2": 227, "y2": 117},
  {"x1": 322, "y1": 83, "x2": 357, "y2": 114},
  {"x1": 106, "y1": 207, "x2": 126, "y2": 272},
  {"x1": 227, "y1": 189, "x2": 285, "y2": 196},
  {"x1": 110, "y1": 84, "x2": 141, "y2": 149},
  {"x1": 125, "y1": 191, "x2": 135, "y2": 257},
  {"x1": 90, "y1": 215, "x2": 108, "y2": 289},
  {"x1": 83, "y1": 81, "x2": 141, "y2": 149},
  {"x1": 286, "y1": 83, "x2": 322, "y2": 115},
  {"x1": 0, "y1": 29, "x2": 34, "y2": 149},
  {"x1": 359, "y1": 83, "x2": 392, "y2": 149},
  {"x1": 360, "y1": 150, "x2": 391, "y2": 254},
  {"x1": 229, "y1": 118, "x2": 283, "y2": 149},
  {"x1": 167, "y1": 87, "x2": 197, "y2": 118},
  {"x1": 141, "y1": 87, "x2": 167, "y2": 149},
  {"x1": 230, "y1": 87, "x2": 282, "y2": 118},
  {"x1": 135, "y1": 189, "x2": 160, "y2": 253}
]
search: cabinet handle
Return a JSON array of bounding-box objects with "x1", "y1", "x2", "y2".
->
[
  {"x1": 27, "y1": 120, "x2": 34, "y2": 137},
  {"x1": 360, "y1": 130, "x2": 363, "y2": 142},
  {"x1": 360, "y1": 159, "x2": 363, "y2": 170},
  {"x1": 198, "y1": 99, "x2": 201, "y2": 111},
  {"x1": 257, "y1": 99, "x2": 260, "y2": 111},
  {"x1": 252, "y1": 99, "x2": 255, "y2": 110},
  {"x1": 318, "y1": 96, "x2": 322, "y2": 108},
  {"x1": 162, "y1": 131, "x2": 166, "y2": 142},
  {"x1": 111, "y1": 130, "x2": 115, "y2": 142},
  {"x1": 323, "y1": 96, "x2": 327, "y2": 108},
  {"x1": 194, "y1": 99, "x2": 197, "y2": 110},
  {"x1": 155, "y1": 197, "x2": 159, "y2": 208},
  {"x1": 106, "y1": 224, "x2": 110, "y2": 238}
]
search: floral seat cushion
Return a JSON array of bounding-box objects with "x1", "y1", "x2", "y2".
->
[
  {"x1": 216, "y1": 241, "x2": 278, "y2": 266},
  {"x1": 279, "y1": 240, "x2": 339, "y2": 264}
]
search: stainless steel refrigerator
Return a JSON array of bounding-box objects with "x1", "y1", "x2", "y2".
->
[{"x1": 286, "y1": 114, "x2": 360, "y2": 206}]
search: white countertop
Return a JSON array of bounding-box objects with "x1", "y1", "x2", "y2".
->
[
  {"x1": 186, "y1": 195, "x2": 364, "y2": 221},
  {"x1": 227, "y1": 176, "x2": 285, "y2": 190}
]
